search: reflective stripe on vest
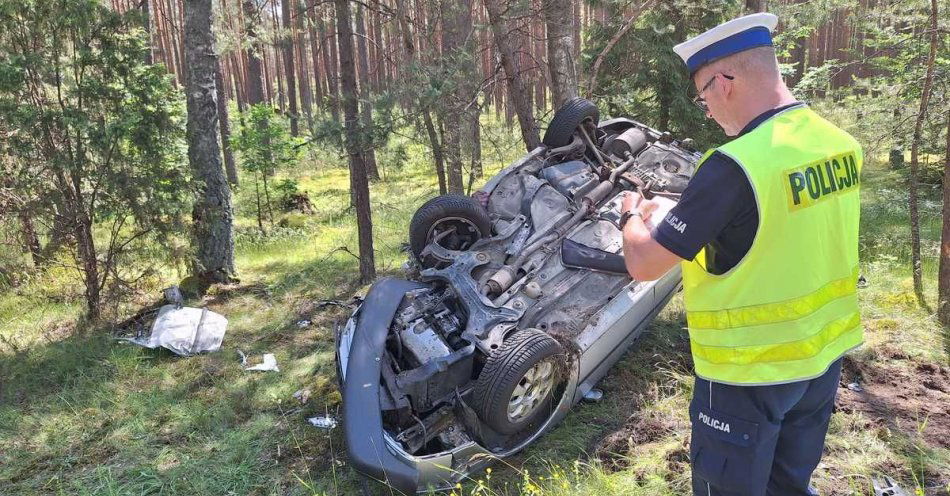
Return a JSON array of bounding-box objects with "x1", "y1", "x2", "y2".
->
[{"x1": 681, "y1": 105, "x2": 863, "y2": 385}]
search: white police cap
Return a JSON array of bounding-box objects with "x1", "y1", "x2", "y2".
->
[{"x1": 673, "y1": 13, "x2": 779, "y2": 76}]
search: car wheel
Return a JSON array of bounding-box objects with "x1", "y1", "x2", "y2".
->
[
  {"x1": 473, "y1": 329, "x2": 565, "y2": 434},
  {"x1": 409, "y1": 194, "x2": 491, "y2": 266},
  {"x1": 542, "y1": 97, "x2": 600, "y2": 147}
]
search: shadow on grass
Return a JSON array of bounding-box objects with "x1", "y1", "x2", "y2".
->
[{"x1": 0, "y1": 331, "x2": 117, "y2": 408}]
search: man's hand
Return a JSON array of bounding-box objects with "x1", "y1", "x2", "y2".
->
[
  {"x1": 622, "y1": 191, "x2": 659, "y2": 226},
  {"x1": 620, "y1": 190, "x2": 683, "y2": 281}
]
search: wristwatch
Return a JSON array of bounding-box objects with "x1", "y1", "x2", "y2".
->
[{"x1": 619, "y1": 210, "x2": 644, "y2": 228}]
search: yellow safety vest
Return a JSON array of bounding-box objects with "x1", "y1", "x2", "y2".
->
[{"x1": 682, "y1": 105, "x2": 863, "y2": 385}]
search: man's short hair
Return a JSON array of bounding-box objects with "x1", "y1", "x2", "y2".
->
[{"x1": 706, "y1": 46, "x2": 781, "y2": 81}]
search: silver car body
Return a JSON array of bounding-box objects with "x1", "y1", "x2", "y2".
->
[{"x1": 337, "y1": 117, "x2": 697, "y2": 494}]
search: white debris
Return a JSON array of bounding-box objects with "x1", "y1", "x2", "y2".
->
[
  {"x1": 307, "y1": 415, "x2": 337, "y2": 430},
  {"x1": 118, "y1": 305, "x2": 227, "y2": 356},
  {"x1": 293, "y1": 388, "x2": 312, "y2": 404},
  {"x1": 296, "y1": 319, "x2": 311, "y2": 328},
  {"x1": 244, "y1": 353, "x2": 280, "y2": 372}
]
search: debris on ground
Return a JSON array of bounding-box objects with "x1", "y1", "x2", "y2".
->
[
  {"x1": 872, "y1": 475, "x2": 910, "y2": 496},
  {"x1": 295, "y1": 319, "x2": 311, "y2": 328},
  {"x1": 118, "y1": 304, "x2": 227, "y2": 356},
  {"x1": 315, "y1": 298, "x2": 359, "y2": 310},
  {"x1": 241, "y1": 352, "x2": 280, "y2": 372},
  {"x1": 293, "y1": 388, "x2": 312, "y2": 404},
  {"x1": 846, "y1": 382, "x2": 863, "y2": 392},
  {"x1": 163, "y1": 286, "x2": 184, "y2": 307},
  {"x1": 307, "y1": 415, "x2": 338, "y2": 430}
]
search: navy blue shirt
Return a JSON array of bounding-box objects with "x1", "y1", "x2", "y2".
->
[{"x1": 653, "y1": 102, "x2": 804, "y2": 274}]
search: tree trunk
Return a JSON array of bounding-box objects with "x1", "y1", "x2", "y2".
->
[
  {"x1": 354, "y1": 3, "x2": 379, "y2": 180},
  {"x1": 908, "y1": 0, "x2": 938, "y2": 310},
  {"x1": 141, "y1": 0, "x2": 154, "y2": 65},
  {"x1": 327, "y1": 13, "x2": 342, "y2": 124},
  {"x1": 458, "y1": 3, "x2": 481, "y2": 180},
  {"x1": 295, "y1": 0, "x2": 314, "y2": 131},
  {"x1": 391, "y1": 0, "x2": 417, "y2": 107},
  {"x1": 370, "y1": 6, "x2": 383, "y2": 91},
  {"x1": 335, "y1": 0, "x2": 375, "y2": 283},
  {"x1": 745, "y1": 0, "x2": 766, "y2": 12},
  {"x1": 789, "y1": 34, "x2": 807, "y2": 87},
  {"x1": 393, "y1": 0, "x2": 449, "y2": 189},
  {"x1": 262, "y1": 32, "x2": 276, "y2": 105},
  {"x1": 269, "y1": 0, "x2": 285, "y2": 110},
  {"x1": 938, "y1": 108, "x2": 950, "y2": 326},
  {"x1": 422, "y1": 108, "x2": 447, "y2": 195},
  {"x1": 305, "y1": 0, "x2": 326, "y2": 111},
  {"x1": 544, "y1": 0, "x2": 577, "y2": 108},
  {"x1": 440, "y1": 0, "x2": 465, "y2": 193},
  {"x1": 185, "y1": 0, "x2": 236, "y2": 283},
  {"x1": 243, "y1": 0, "x2": 265, "y2": 105},
  {"x1": 483, "y1": 0, "x2": 541, "y2": 151},
  {"x1": 281, "y1": 0, "x2": 299, "y2": 135},
  {"x1": 19, "y1": 212, "x2": 42, "y2": 267},
  {"x1": 214, "y1": 58, "x2": 239, "y2": 185},
  {"x1": 75, "y1": 211, "x2": 101, "y2": 321},
  {"x1": 470, "y1": 98, "x2": 482, "y2": 179}
]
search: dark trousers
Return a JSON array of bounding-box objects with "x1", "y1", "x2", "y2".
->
[{"x1": 689, "y1": 359, "x2": 842, "y2": 496}]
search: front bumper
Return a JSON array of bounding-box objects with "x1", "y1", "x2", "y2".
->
[
  {"x1": 337, "y1": 278, "x2": 425, "y2": 494},
  {"x1": 336, "y1": 278, "x2": 578, "y2": 494}
]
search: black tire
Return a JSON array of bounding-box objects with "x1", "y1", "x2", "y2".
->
[
  {"x1": 473, "y1": 329, "x2": 565, "y2": 434},
  {"x1": 542, "y1": 97, "x2": 600, "y2": 147},
  {"x1": 408, "y1": 194, "x2": 491, "y2": 263}
]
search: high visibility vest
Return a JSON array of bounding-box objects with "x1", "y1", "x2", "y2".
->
[{"x1": 682, "y1": 105, "x2": 863, "y2": 385}]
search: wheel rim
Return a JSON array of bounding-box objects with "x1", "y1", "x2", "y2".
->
[
  {"x1": 507, "y1": 359, "x2": 556, "y2": 423},
  {"x1": 425, "y1": 217, "x2": 481, "y2": 251}
]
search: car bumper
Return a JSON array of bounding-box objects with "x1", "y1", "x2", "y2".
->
[{"x1": 336, "y1": 277, "x2": 579, "y2": 494}]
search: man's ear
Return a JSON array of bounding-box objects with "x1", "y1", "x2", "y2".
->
[{"x1": 720, "y1": 73, "x2": 735, "y2": 99}]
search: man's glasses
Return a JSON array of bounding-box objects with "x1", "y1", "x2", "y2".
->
[{"x1": 692, "y1": 74, "x2": 734, "y2": 113}]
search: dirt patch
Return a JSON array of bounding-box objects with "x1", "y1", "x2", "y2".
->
[
  {"x1": 594, "y1": 411, "x2": 686, "y2": 471},
  {"x1": 202, "y1": 282, "x2": 273, "y2": 305},
  {"x1": 837, "y1": 355, "x2": 950, "y2": 449}
]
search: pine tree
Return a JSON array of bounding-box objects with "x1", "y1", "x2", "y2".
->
[
  {"x1": 334, "y1": 0, "x2": 375, "y2": 283},
  {"x1": 184, "y1": 0, "x2": 236, "y2": 283}
]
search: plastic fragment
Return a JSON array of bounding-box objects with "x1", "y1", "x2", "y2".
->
[
  {"x1": 307, "y1": 415, "x2": 338, "y2": 430},
  {"x1": 244, "y1": 353, "x2": 279, "y2": 372}
]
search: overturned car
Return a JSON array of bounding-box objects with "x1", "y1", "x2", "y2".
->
[{"x1": 336, "y1": 98, "x2": 700, "y2": 494}]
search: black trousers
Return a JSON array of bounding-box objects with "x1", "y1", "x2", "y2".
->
[{"x1": 689, "y1": 359, "x2": 842, "y2": 496}]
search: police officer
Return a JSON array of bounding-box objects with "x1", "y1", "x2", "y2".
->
[{"x1": 618, "y1": 13, "x2": 863, "y2": 496}]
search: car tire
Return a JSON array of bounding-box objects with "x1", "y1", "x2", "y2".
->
[
  {"x1": 473, "y1": 329, "x2": 565, "y2": 435},
  {"x1": 408, "y1": 194, "x2": 491, "y2": 265},
  {"x1": 542, "y1": 97, "x2": 600, "y2": 147}
]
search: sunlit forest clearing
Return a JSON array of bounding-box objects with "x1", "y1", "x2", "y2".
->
[{"x1": 1, "y1": 0, "x2": 948, "y2": 494}]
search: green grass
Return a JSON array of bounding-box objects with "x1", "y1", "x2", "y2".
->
[{"x1": 1, "y1": 114, "x2": 948, "y2": 495}]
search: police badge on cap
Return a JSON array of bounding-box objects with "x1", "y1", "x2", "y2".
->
[{"x1": 673, "y1": 13, "x2": 779, "y2": 75}]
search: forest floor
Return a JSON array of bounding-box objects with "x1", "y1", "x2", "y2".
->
[{"x1": 1, "y1": 119, "x2": 948, "y2": 495}]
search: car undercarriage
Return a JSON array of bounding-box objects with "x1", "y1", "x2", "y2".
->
[{"x1": 336, "y1": 98, "x2": 700, "y2": 494}]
